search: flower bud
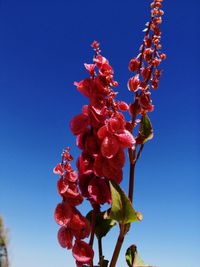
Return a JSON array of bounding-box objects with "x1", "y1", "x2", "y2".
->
[
  {"x1": 160, "y1": 53, "x2": 166, "y2": 60},
  {"x1": 127, "y1": 75, "x2": 140, "y2": 92},
  {"x1": 151, "y1": 79, "x2": 159, "y2": 89},
  {"x1": 128, "y1": 58, "x2": 140, "y2": 72},
  {"x1": 142, "y1": 67, "x2": 151, "y2": 80}
]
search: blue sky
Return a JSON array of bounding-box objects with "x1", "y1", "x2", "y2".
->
[{"x1": 0, "y1": 0, "x2": 199, "y2": 267}]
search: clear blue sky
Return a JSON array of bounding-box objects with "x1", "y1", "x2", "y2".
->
[{"x1": 0, "y1": 0, "x2": 199, "y2": 267}]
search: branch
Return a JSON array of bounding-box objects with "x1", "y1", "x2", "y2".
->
[{"x1": 135, "y1": 144, "x2": 144, "y2": 164}]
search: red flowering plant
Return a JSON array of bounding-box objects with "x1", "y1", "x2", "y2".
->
[{"x1": 54, "y1": 0, "x2": 166, "y2": 266}]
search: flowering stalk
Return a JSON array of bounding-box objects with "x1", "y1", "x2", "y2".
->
[
  {"x1": 109, "y1": 0, "x2": 166, "y2": 266},
  {"x1": 54, "y1": 148, "x2": 94, "y2": 266},
  {"x1": 54, "y1": 1, "x2": 166, "y2": 266},
  {"x1": 127, "y1": 0, "x2": 166, "y2": 203}
]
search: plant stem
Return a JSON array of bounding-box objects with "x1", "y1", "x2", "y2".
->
[
  {"x1": 89, "y1": 210, "x2": 96, "y2": 247},
  {"x1": 128, "y1": 162, "x2": 136, "y2": 204},
  {"x1": 135, "y1": 144, "x2": 144, "y2": 164},
  {"x1": 128, "y1": 147, "x2": 136, "y2": 203},
  {"x1": 109, "y1": 224, "x2": 125, "y2": 267},
  {"x1": 98, "y1": 237, "x2": 103, "y2": 266},
  {"x1": 89, "y1": 210, "x2": 96, "y2": 267}
]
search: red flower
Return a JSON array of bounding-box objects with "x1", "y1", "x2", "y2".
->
[
  {"x1": 72, "y1": 240, "x2": 94, "y2": 264},
  {"x1": 101, "y1": 135, "x2": 120, "y2": 158},
  {"x1": 70, "y1": 114, "x2": 89, "y2": 135},
  {"x1": 76, "y1": 153, "x2": 94, "y2": 175},
  {"x1": 128, "y1": 75, "x2": 140, "y2": 92},
  {"x1": 93, "y1": 55, "x2": 109, "y2": 67},
  {"x1": 57, "y1": 227, "x2": 73, "y2": 249},
  {"x1": 64, "y1": 170, "x2": 78, "y2": 183},
  {"x1": 57, "y1": 178, "x2": 82, "y2": 200},
  {"x1": 54, "y1": 202, "x2": 72, "y2": 226},
  {"x1": 141, "y1": 67, "x2": 151, "y2": 80},
  {"x1": 53, "y1": 163, "x2": 63, "y2": 175},
  {"x1": 84, "y1": 63, "x2": 95, "y2": 76},
  {"x1": 74, "y1": 78, "x2": 92, "y2": 98},
  {"x1": 117, "y1": 101, "x2": 129, "y2": 111},
  {"x1": 115, "y1": 130, "x2": 135, "y2": 148},
  {"x1": 88, "y1": 177, "x2": 111, "y2": 204},
  {"x1": 93, "y1": 153, "x2": 123, "y2": 184},
  {"x1": 128, "y1": 58, "x2": 140, "y2": 72},
  {"x1": 138, "y1": 92, "x2": 154, "y2": 113},
  {"x1": 71, "y1": 215, "x2": 90, "y2": 239},
  {"x1": 91, "y1": 40, "x2": 100, "y2": 50},
  {"x1": 98, "y1": 115, "x2": 135, "y2": 159}
]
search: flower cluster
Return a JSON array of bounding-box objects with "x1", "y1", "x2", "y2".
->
[
  {"x1": 54, "y1": 1, "x2": 165, "y2": 266},
  {"x1": 128, "y1": 0, "x2": 166, "y2": 122},
  {"x1": 54, "y1": 148, "x2": 94, "y2": 266},
  {"x1": 71, "y1": 41, "x2": 135, "y2": 207}
]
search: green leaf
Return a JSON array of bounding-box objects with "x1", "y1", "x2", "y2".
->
[
  {"x1": 86, "y1": 210, "x2": 116, "y2": 239},
  {"x1": 126, "y1": 245, "x2": 137, "y2": 267},
  {"x1": 126, "y1": 245, "x2": 150, "y2": 267},
  {"x1": 139, "y1": 114, "x2": 153, "y2": 144},
  {"x1": 109, "y1": 181, "x2": 142, "y2": 224}
]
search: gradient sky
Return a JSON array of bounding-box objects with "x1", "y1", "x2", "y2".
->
[{"x1": 0, "y1": 0, "x2": 199, "y2": 267}]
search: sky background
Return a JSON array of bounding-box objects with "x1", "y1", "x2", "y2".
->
[{"x1": 0, "y1": 0, "x2": 199, "y2": 267}]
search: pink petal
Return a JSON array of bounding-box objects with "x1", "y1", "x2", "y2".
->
[
  {"x1": 127, "y1": 75, "x2": 140, "y2": 92},
  {"x1": 74, "y1": 78, "x2": 92, "y2": 98},
  {"x1": 53, "y1": 163, "x2": 63, "y2": 175},
  {"x1": 57, "y1": 178, "x2": 68, "y2": 195},
  {"x1": 66, "y1": 194, "x2": 83, "y2": 206},
  {"x1": 88, "y1": 177, "x2": 111, "y2": 204},
  {"x1": 69, "y1": 209, "x2": 90, "y2": 239},
  {"x1": 115, "y1": 130, "x2": 136, "y2": 148},
  {"x1": 65, "y1": 171, "x2": 78, "y2": 183},
  {"x1": 108, "y1": 149, "x2": 125, "y2": 169},
  {"x1": 93, "y1": 155, "x2": 104, "y2": 177},
  {"x1": 70, "y1": 114, "x2": 89, "y2": 135},
  {"x1": 102, "y1": 161, "x2": 123, "y2": 184},
  {"x1": 101, "y1": 135, "x2": 119, "y2": 158},
  {"x1": 57, "y1": 227, "x2": 73, "y2": 249},
  {"x1": 71, "y1": 217, "x2": 91, "y2": 239},
  {"x1": 76, "y1": 154, "x2": 94, "y2": 175},
  {"x1": 72, "y1": 240, "x2": 94, "y2": 264},
  {"x1": 54, "y1": 202, "x2": 72, "y2": 226},
  {"x1": 117, "y1": 101, "x2": 129, "y2": 111},
  {"x1": 78, "y1": 172, "x2": 93, "y2": 198},
  {"x1": 97, "y1": 125, "x2": 108, "y2": 139},
  {"x1": 84, "y1": 63, "x2": 95, "y2": 76}
]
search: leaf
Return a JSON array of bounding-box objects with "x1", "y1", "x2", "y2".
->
[
  {"x1": 139, "y1": 114, "x2": 153, "y2": 144},
  {"x1": 109, "y1": 181, "x2": 142, "y2": 224},
  {"x1": 126, "y1": 245, "x2": 137, "y2": 267},
  {"x1": 126, "y1": 245, "x2": 150, "y2": 267},
  {"x1": 86, "y1": 210, "x2": 116, "y2": 239}
]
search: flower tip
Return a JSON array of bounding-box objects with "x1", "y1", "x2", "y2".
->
[{"x1": 91, "y1": 40, "x2": 100, "y2": 49}]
